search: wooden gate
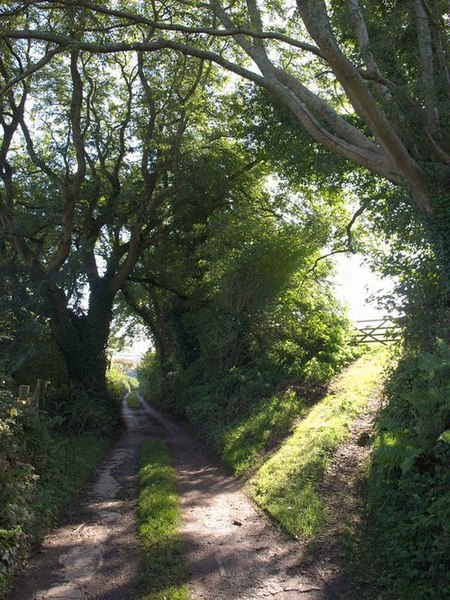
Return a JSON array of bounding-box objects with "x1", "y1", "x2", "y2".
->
[{"x1": 354, "y1": 317, "x2": 402, "y2": 345}]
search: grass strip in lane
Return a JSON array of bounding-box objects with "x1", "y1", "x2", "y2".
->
[
  {"x1": 138, "y1": 440, "x2": 189, "y2": 600},
  {"x1": 250, "y1": 348, "x2": 388, "y2": 538},
  {"x1": 127, "y1": 391, "x2": 141, "y2": 409}
]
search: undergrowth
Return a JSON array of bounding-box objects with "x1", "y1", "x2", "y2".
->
[
  {"x1": 352, "y1": 340, "x2": 450, "y2": 599},
  {"x1": 138, "y1": 440, "x2": 188, "y2": 600},
  {"x1": 0, "y1": 400, "x2": 108, "y2": 596},
  {"x1": 107, "y1": 367, "x2": 138, "y2": 401},
  {"x1": 31, "y1": 432, "x2": 109, "y2": 537},
  {"x1": 250, "y1": 348, "x2": 387, "y2": 537},
  {"x1": 0, "y1": 376, "x2": 115, "y2": 596}
]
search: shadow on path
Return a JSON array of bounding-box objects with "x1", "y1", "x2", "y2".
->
[{"x1": 7, "y1": 398, "x2": 159, "y2": 600}]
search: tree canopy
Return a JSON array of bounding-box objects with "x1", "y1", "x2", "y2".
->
[
  {"x1": 2, "y1": 1, "x2": 448, "y2": 209},
  {"x1": 0, "y1": 25, "x2": 235, "y2": 389},
  {"x1": 2, "y1": 1, "x2": 449, "y2": 336}
]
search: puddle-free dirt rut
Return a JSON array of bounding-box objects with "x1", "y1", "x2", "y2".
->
[
  {"x1": 8, "y1": 400, "x2": 164, "y2": 600},
  {"x1": 9, "y1": 396, "x2": 352, "y2": 600},
  {"x1": 141, "y1": 401, "x2": 324, "y2": 600}
]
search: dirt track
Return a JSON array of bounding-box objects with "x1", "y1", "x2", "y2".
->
[
  {"x1": 141, "y1": 401, "x2": 324, "y2": 600},
  {"x1": 8, "y1": 395, "x2": 367, "y2": 599},
  {"x1": 8, "y1": 400, "x2": 162, "y2": 600}
]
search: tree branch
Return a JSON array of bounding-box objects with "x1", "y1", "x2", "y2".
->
[
  {"x1": 0, "y1": 45, "x2": 65, "y2": 97},
  {"x1": 419, "y1": 0, "x2": 450, "y2": 99},
  {"x1": 414, "y1": 0, "x2": 440, "y2": 135},
  {"x1": 35, "y1": 0, "x2": 325, "y2": 58},
  {"x1": 127, "y1": 275, "x2": 188, "y2": 300},
  {"x1": 302, "y1": 197, "x2": 371, "y2": 282},
  {"x1": 296, "y1": 0, "x2": 433, "y2": 216}
]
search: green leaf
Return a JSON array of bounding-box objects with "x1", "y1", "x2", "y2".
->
[{"x1": 438, "y1": 430, "x2": 450, "y2": 444}]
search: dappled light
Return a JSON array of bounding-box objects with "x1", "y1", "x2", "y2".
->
[{"x1": 1, "y1": 1, "x2": 449, "y2": 598}]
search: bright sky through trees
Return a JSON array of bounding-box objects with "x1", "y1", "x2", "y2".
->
[{"x1": 333, "y1": 254, "x2": 395, "y2": 322}]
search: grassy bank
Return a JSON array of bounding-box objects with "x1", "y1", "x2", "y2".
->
[
  {"x1": 249, "y1": 348, "x2": 387, "y2": 537},
  {"x1": 138, "y1": 440, "x2": 188, "y2": 600},
  {"x1": 33, "y1": 432, "x2": 110, "y2": 534}
]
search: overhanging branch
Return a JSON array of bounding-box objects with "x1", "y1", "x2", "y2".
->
[
  {"x1": 301, "y1": 197, "x2": 371, "y2": 282},
  {"x1": 127, "y1": 275, "x2": 188, "y2": 300}
]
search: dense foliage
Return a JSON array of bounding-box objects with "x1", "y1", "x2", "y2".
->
[
  {"x1": 1, "y1": 2, "x2": 449, "y2": 597},
  {"x1": 135, "y1": 177, "x2": 354, "y2": 456},
  {"x1": 359, "y1": 343, "x2": 450, "y2": 599}
]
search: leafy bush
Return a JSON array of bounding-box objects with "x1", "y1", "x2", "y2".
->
[
  {"x1": 43, "y1": 368, "x2": 134, "y2": 436},
  {"x1": 0, "y1": 385, "x2": 38, "y2": 592},
  {"x1": 0, "y1": 375, "x2": 110, "y2": 595},
  {"x1": 45, "y1": 383, "x2": 119, "y2": 435},
  {"x1": 106, "y1": 367, "x2": 138, "y2": 401},
  {"x1": 364, "y1": 341, "x2": 450, "y2": 599},
  {"x1": 137, "y1": 352, "x2": 163, "y2": 407},
  {"x1": 134, "y1": 168, "x2": 355, "y2": 459}
]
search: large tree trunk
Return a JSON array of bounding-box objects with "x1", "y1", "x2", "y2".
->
[{"x1": 44, "y1": 284, "x2": 114, "y2": 395}]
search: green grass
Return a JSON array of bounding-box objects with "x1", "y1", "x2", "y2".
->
[
  {"x1": 222, "y1": 389, "x2": 307, "y2": 475},
  {"x1": 250, "y1": 348, "x2": 388, "y2": 538},
  {"x1": 138, "y1": 440, "x2": 189, "y2": 600},
  {"x1": 127, "y1": 391, "x2": 141, "y2": 409}
]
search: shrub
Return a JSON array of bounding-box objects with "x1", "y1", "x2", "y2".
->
[
  {"x1": 0, "y1": 385, "x2": 38, "y2": 592},
  {"x1": 365, "y1": 341, "x2": 450, "y2": 599},
  {"x1": 0, "y1": 377, "x2": 110, "y2": 595},
  {"x1": 45, "y1": 383, "x2": 120, "y2": 435},
  {"x1": 107, "y1": 367, "x2": 138, "y2": 402},
  {"x1": 137, "y1": 352, "x2": 163, "y2": 407}
]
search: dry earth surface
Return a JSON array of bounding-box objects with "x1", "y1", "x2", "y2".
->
[
  {"x1": 291, "y1": 387, "x2": 385, "y2": 599},
  {"x1": 7, "y1": 388, "x2": 382, "y2": 600},
  {"x1": 7, "y1": 401, "x2": 164, "y2": 600}
]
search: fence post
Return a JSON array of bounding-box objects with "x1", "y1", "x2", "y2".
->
[
  {"x1": 18, "y1": 384, "x2": 30, "y2": 402},
  {"x1": 32, "y1": 379, "x2": 43, "y2": 409}
]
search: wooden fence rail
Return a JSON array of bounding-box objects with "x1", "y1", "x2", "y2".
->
[
  {"x1": 354, "y1": 318, "x2": 402, "y2": 345},
  {"x1": 17, "y1": 379, "x2": 50, "y2": 409}
]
